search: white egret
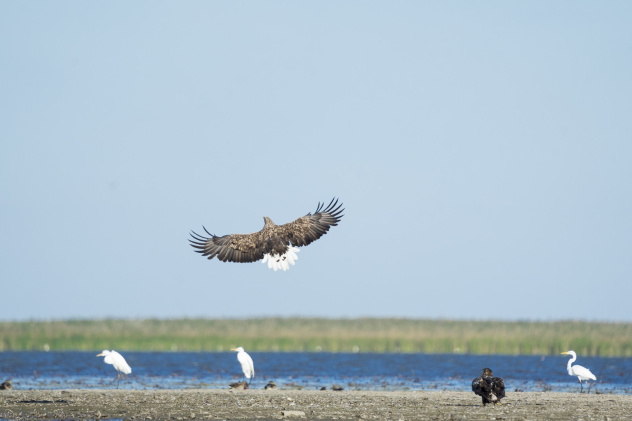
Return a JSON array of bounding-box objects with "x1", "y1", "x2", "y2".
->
[
  {"x1": 230, "y1": 347, "x2": 254, "y2": 384},
  {"x1": 97, "y1": 350, "x2": 132, "y2": 387},
  {"x1": 561, "y1": 350, "x2": 596, "y2": 393}
]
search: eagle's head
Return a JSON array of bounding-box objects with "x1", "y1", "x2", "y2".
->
[{"x1": 482, "y1": 368, "x2": 494, "y2": 377}]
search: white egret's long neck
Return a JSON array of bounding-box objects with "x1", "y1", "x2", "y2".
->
[{"x1": 567, "y1": 354, "x2": 576, "y2": 374}]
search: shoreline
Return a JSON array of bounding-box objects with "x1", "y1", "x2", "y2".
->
[{"x1": 2, "y1": 389, "x2": 631, "y2": 420}]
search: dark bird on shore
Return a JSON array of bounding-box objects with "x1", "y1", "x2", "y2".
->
[
  {"x1": 264, "y1": 381, "x2": 277, "y2": 390},
  {"x1": 0, "y1": 379, "x2": 12, "y2": 390},
  {"x1": 190, "y1": 198, "x2": 344, "y2": 271},
  {"x1": 472, "y1": 368, "x2": 505, "y2": 405},
  {"x1": 229, "y1": 380, "x2": 249, "y2": 390},
  {"x1": 331, "y1": 384, "x2": 344, "y2": 391}
]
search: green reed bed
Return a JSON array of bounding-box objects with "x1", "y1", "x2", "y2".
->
[{"x1": 1, "y1": 318, "x2": 631, "y2": 356}]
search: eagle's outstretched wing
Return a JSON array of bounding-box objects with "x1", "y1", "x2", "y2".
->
[
  {"x1": 189, "y1": 229, "x2": 264, "y2": 263},
  {"x1": 276, "y1": 198, "x2": 344, "y2": 247},
  {"x1": 190, "y1": 198, "x2": 344, "y2": 268}
]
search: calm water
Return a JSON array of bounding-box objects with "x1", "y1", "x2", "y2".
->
[{"x1": 1, "y1": 352, "x2": 631, "y2": 394}]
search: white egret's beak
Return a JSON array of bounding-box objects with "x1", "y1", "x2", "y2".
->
[
  {"x1": 97, "y1": 353, "x2": 104, "y2": 357},
  {"x1": 230, "y1": 348, "x2": 238, "y2": 352},
  {"x1": 560, "y1": 352, "x2": 568, "y2": 355}
]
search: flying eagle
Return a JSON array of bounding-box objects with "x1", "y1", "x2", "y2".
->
[
  {"x1": 190, "y1": 198, "x2": 344, "y2": 271},
  {"x1": 472, "y1": 368, "x2": 505, "y2": 405}
]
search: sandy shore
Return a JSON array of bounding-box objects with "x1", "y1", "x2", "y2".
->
[{"x1": 1, "y1": 389, "x2": 631, "y2": 420}]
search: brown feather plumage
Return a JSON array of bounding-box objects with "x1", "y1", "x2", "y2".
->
[
  {"x1": 472, "y1": 368, "x2": 505, "y2": 405},
  {"x1": 190, "y1": 198, "x2": 344, "y2": 265}
]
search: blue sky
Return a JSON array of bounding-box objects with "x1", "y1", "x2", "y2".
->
[{"x1": 2, "y1": 1, "x2": 631, "y2": 321}]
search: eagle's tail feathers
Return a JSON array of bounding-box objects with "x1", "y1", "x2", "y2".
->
[
  {"x1": 262, "y1": 253, "x2": 277, "y2": 271},
  {"x1": 262, "y1": 246, "x2": 300, "y2": 272}
]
